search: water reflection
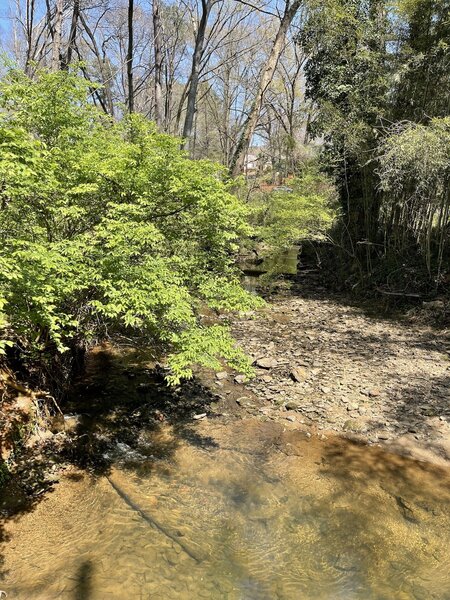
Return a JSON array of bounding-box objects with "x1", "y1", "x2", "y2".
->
[
  {"x1": 3, "y1": 419, "x2": 450, "y2": 599},
  {"x1": 241, "y1": 245, "x2": 299, "y2": 292}
]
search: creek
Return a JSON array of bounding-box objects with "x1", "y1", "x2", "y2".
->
[
  {"x1": 1, "y1": 250, "x2": 450, "y2": 599},
  {"x1": 2, "y1": 417, "x2": 450, "y2": 599}
]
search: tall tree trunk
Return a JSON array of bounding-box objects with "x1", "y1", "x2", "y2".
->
[
  {"x1": 230, "y1": 0, "x2": 302, "y2": 176},
  {"x1": 65, "y1": 0, "x2": 80, "y2": 67},
  {"x1": 181, "y1": 0, "x2": 211, "y2": 151},
  {"x1": 127, "y1": 0, "x2": 134, "y2": 113},
  {"x1": 51, "y1": 0, "x2": 63, "y2": 71},
  {"x1": 25, "y1": 0, "x2": 35, "y2": 73},
  {"x1": 153, "y1": 0, "x2": 164, "y2": 128}
]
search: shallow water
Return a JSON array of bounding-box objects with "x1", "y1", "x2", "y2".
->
[
  {"x1": 2, "y1": 418, "x2": 450, "y2": 599},
  {"x1": 241, "y1": 246, "x2": 299, "y2": 292}
]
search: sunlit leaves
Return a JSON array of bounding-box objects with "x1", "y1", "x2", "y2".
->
[{"x1": 0, "y1": 68, "x2": 260, "y2": 381}]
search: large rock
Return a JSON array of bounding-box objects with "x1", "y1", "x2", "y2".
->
[
  {"x1": 290, "y1": 367, "x2": 308, "y2": 383},
  {"x1": 216, "y1": 371, "x2": 228, "y2": 380},
  {"x1": 285, "y1": 400, "x2": 301, "y2": 410},
  {"x1": 255, "y1": 357, "x2": 278, "y2": 370}
]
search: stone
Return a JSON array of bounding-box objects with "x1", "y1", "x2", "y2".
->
[
  {"x1": 261, "y1": 375, "x2": 273, "y2": 383},
  {"x1": 368, "y1": 388, "x2": 381, "y2": 397},
  {"x1": 193, "y1": 413, "x2": 207, "y2": 420},
  {"x1": 343, "y1": 419, "x2": 364, "y2": 432},
  {"x1": 216, "y1": 371, "x2": 228, "y2": 380},
  {"x1": 320, "y1": 386, "x2": 331, "y2": 394},
  {"x1": 285, "y1": 400, "x2": 301, "y2": 410},
  {"x1": 255, "y1": 357, "x2": 278, "y2": 369},
  {"x1": 234, "y1": 374, "x2": 246, "y2": 384},
  {"x1": 235, "y1": 397, "x2": 249, "y2": 405},
  {"x1": 290, "y1": 367, "x2": 308, "y2": 383}
]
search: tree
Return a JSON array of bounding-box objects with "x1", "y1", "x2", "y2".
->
[
  {"x1": 152, "y1": 0, "x2": 164, "y2": 127},
  {"x1": 127, "y1": 0, "x2": 134, "y2": 112},
  {"x1": 51, "y1": 0, "x2": 64, "y2": 70},
  {"x1": 0, "y1": 69, "x2": 262, "y2": 390},
  {"x1": 230, "y1": 0, "x2": 302, "y2": 176},
  {"x1": 301, "y1": 0, "x2": 450, "y2": 290}
]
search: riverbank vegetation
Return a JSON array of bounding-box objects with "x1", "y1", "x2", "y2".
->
[
  {"x1": 242, "y1": 165, "x2": 338, "y2": 273},
  {"x1": 0, "y1": 69, "x2": 263, "y2": 395},
  {"x1": 302, "y1": 0, "x2": 450, "y2": 293}
]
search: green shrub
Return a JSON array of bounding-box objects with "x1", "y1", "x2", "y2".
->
[
  {"x1": 247, "y1": 165, "x2": 338, "y2": 259},
  {"x1": 0, "y1": 68, "x2": 262, "y2": 384}
]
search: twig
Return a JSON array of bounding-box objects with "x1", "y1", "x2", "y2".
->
[{"x1": 375, "y1": 287, "x2": 422, "y2": 298}]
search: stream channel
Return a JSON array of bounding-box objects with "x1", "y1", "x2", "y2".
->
[
  {"x1": 3, "y1": 419, "x2": 450, "y2": 600},
  {"x1": 1, "y1": 249, "x2": 450, "y2": 600}
]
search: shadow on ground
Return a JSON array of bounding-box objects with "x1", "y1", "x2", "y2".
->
[{"x1": 0, "y1": 344, "x2": 221, "y2": 582}]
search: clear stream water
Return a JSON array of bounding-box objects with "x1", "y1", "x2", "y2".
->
[{"x1": 2, "y1": 418, "x2": 450, "y2": 600}]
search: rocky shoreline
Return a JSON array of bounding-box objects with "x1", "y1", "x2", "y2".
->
[
  {"x1": 205, "y1": 281, "x2": 450, "y2": 467},
  {"x1": 2, "y1": 278, "x2": 449, "y2": 509}
]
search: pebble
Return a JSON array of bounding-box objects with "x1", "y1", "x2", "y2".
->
[
  {"x1": 255, "y1": 357, "x2": 278, "y2": 369},
  {"x1": 216, "y1": 371, "x2": 228, "y2": 380},
  {"x1": 290, "y1": 367, "x2": 308, "y2": 383}
]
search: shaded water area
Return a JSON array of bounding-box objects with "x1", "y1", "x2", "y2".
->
[
  {"x1": 2, "y1": 417, "x2": 450, "y2": 599},
  {"x1": 241, "y1": 245, "x2": 299, "y2": 292}
]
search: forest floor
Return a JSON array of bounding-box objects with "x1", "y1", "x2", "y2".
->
[{"x1": 206, "y1": 277, "x2": 450, "y2": 467}]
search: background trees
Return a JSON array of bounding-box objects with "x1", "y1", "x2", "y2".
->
[
  {"x1": 301, "y1": 0, "x2": 449, "y2": 291},
  {"x1": 1, "y1": 0, "x2": 311, "y2": 166},
  {"x1": 0, "y1": 0, "x2": 448, "y2": 297}
]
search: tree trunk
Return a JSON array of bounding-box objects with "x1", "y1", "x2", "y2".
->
[
  {"x1": 51, "y1": 0, "x2": 63, "y2": 71},
  {"x1": 181, "y1": 0, "x2": 211, "y2": 151},
  {"x1": 230, "y1": 0, "x2": 302, "y2": 176},
  {"x1": 25, "y1": 0, "x2": 35, "y2": 73},
  {"x1": 127, "y1": 0, "x2": 134, "y2": 113},
  {"x1": 65, "y1": 0, "x2": 80, "y2": 67},
  {"x1": 153, "y1": 0, "x2": 164, "y2": 127}
]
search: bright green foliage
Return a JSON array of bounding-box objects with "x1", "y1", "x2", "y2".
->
[
  {"x1": 248, "y1": 166, "x2": 337, "y2": 256},
  {"x1": 0, "y1": 69, "x2": 262, "y2": 384}
]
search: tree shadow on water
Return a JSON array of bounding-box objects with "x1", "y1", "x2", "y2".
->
[
  {"x1": 0, "y1": 344, "x2": 221, "y2": 584},
  {"x1": 73, "y1": 560, "x2": 93, "y2": 600}
]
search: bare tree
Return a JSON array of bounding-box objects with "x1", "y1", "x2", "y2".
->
[
  {"x1": 152, "y1": 0, "x2": 164, "y2": 127},
  {"x1": 181, "y1": 0, "x2": 213, "y2": 149},
  {"x1": 127, "y1": 0, "x2": 134, "y2": 112},
  {"x1": 51, "y1": 0, "x2": 64, "y2": 70},
  {"x1": 230, "y1": 0, "x2": 302, "y2": 175}
]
